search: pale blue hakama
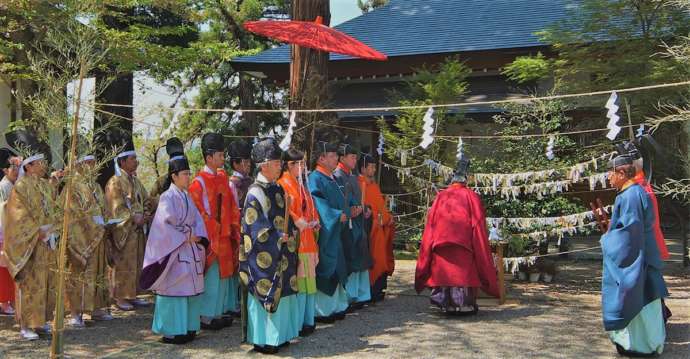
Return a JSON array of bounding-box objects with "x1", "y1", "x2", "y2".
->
[
  {"x1": 296, "y1": 292, "x2": 316, "y2": 327},
  {"x1": 199, "y1": 261, "x2": 229, "y2": 319},
  {"x1": 315, "y1": 284, "x2": 349, "y2": 317},
  {"x1": 345, "y1": 270, "x2": 371, "y2": 303},
  {"x1": 224, "y1": 274, "x2": 240, "y2": 314},
  {"x1": 607, "y1": 299, "x2": 665, "y2": 355},
  {"x1": 152, "y1": 294, "x2": 203, "y2": 336},
  {"x1": 247, "y1": 294, "x2": 300, "y2": 346}
]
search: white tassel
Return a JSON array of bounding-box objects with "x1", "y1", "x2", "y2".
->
[
  {"x1": 456, "y1": 137, "x2": 464, "y2": 160},
  {"x1": 419, "y1": 107, "x2": 435, "y2": 149},
  {"x1": 546, "y1": 135, "x2": 555, "y2": 160},
  {"x1": 279, "y1": 111, "x2": 297, "y2": 151},
  {"x1": 377, "y1": 132, "x2": 385, "y2": 156},
  {"x1": 605, "y1": 91, "x2": 621, "y2": 140}
]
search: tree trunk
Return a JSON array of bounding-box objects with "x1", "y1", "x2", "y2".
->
[
  {"x1": 94, "y1": 72, "x2": 134, "y2": 188},
  {"x1": 239, "y1": 73, "x2": 258, "y2": 136},
  {"x1": 290, "y1": 0, "x2": 333, "y2": 155},
  {"x1": 216, "y1": 2, "x2": 258, "y2": 136},
  {"x1": 681, "y1": 116, "x2": 690, "y2": 267}
]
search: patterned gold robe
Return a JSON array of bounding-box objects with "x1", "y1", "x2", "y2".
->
[
  {"x1": 3, "y1": 175, "x2": 58, "y2": 328},
  {"x1": 105, "y1": 171, "x2": 150, "y2": 299},
  {"x1": 65, "y1": 174, "x2": 110, "y2": 313}
]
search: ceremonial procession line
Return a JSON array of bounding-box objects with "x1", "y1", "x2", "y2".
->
[{"x1": 0, "y1": 79, "x2": 683, "y2": 358}]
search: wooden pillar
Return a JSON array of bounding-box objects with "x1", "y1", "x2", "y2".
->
[
  {"x1": 290, "y1": 0, "x2": 332, "y2": 154},
  {"x1": 497, "y1": 244, "x2": 506, "y2": 304}
]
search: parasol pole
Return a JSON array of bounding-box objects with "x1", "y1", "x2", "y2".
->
[{"x1": 51, "y1": 61, "x2": 86, "y2": 359}]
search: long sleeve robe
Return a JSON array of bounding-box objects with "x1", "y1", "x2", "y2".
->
[
  {"x1": 239, "y1": 179, "x2": 298, "y2": 312},
  {"x1": 65, "y1": 178, "x2": 107, "y2": 267},
  {"x1": 105, "y1": 170, "x2": 150, "y2": 298},
  {"x1": 278, "y1": 171, "x2": 320, "y2": 294},
  {"x1": 415, "y1": 183, "x2": 499, "y2": 298},
  {"x1": 358, "y1": 175, "x2": 395, "y2": 284},
  {"x1": 141, "y1": 184, "x2": 206, "y2": 297},
  {"x1": 188, "y1": 168, "x2": 241, "y2": 278},
  {"x1": 65, "y1": 176, "x2": 110, "y2": 312},
  {"x1": 308, "y1": 167, "x2": 348, "y2": 296},
  {"x1": 3, "y1": 175, "x2": 57, "y2": 327},
  {"x1": 601, "y1": 183, "x2": 668, "y2": 331},
  {"x1": 333, "y1": 164, "x2": 372, "y2": 274}
]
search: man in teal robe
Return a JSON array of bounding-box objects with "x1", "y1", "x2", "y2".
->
[
  {"x1": 333, "y1": 143, "x2": 372, "y2": 309},
  {"x1": 601, "y1": 153, "x2": 668, "y2": 356},
  {"x1": 308, "y1": 141, "x2": 349, "y2": 322}
]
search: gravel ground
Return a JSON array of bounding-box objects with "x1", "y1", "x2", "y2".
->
[{"x1": 1, "y1": 257, "x2": 688, "y2": 358}]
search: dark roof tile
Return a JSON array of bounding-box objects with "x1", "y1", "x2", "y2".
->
[{"x1": 234, "y1": 0, "x2": 571, "y2": 64}]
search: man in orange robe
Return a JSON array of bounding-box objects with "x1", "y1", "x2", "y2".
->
[
  {"x1": 278, "y1": 147, "x2": 320, "y2": 335},
  {"x1": 357, "y1": 154, "x2": 395, "y2": 302},
  {"x1": 189, "y1": 133, "x2": 241, "y2": 330}
]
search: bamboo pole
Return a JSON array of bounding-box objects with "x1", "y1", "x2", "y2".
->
[{"x1": 51, "y1": 62, "x2": 86, "y2": 358}]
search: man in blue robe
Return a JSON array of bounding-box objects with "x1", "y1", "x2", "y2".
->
[
  {"x1": 333, "y1": 143, "x2": 372, "y2": 309},
  {"x1": 601, "y1": 153, "x2": 669, "y2": 356},
  {"x1": 239, "y1": 138, "x2": 299, "y2": 354},
  {"x1": 308, "y1": 141, "x2": 349, "y2": 323}
]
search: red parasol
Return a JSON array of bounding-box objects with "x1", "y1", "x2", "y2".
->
[{"x1": 244, "y1": 16, "x2": 387, "y2": 61}]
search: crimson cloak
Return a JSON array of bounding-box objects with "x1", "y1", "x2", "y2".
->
[{"x1": 414, "y1": 183, "x2": 499, "y2": 297}]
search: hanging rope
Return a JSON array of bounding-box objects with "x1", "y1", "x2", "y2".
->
[{"x1": 86, "y1": 80, "x2": 690, "y2": 113}]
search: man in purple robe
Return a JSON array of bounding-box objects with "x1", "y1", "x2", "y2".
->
[{"x1": 140, "y1": 138, "x2": 209, "y2": 344}]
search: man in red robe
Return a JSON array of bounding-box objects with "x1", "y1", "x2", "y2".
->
[
  {"x1": 189, "y1": 133, "x2": 241, "y2": 329},
  {"x1": 415, "y1": 156, "x2": 499, "y2": 315}
]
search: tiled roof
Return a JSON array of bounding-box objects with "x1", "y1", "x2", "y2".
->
[{"x1": 234, "y1": 0, "x2": 574, "y2": 64}]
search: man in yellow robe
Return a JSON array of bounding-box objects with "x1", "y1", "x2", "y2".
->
[
  {"x1": 65, "y1": 154, "x2": 114, "y2": 326},
  {"x1": 3, "y1": 130, "x2": 59, "y2": 340},
  {"x1": 105, "y1": 137, "x2": 151, "y2": 311}
]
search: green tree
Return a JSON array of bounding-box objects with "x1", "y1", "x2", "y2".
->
[
  {"x1": 90, "y1": 1, "x2": 206, "y2": 185},
  {"x1": 173, "y1": 0, "x2": 288, "y2": 144},
  {"x1": 504, "y1": 0, "x2": 689, "y2": 109},
  {"x1": 0, "y1": 1, "x2": 71, "y2": 122},
  {"x1": 653, "y1": 0, "x2": 690, "y2": 266},
  {"x1": 476, "y1": 98, "x2": 593, "y2": 217},
  {"x1": 378, "y1": 58, "x2": 470, "y2": 191},
  {"x1": 501, "y1": 0, "x2": 690, "y2": 257},
  {"x1": 357, "y1": 0, "x2": 388, "y2": 13},
  {"x1": 380, "y1": 58, "x2": 604, "y2": 255},
  {"x1": 377, "y1": 58, "x2": 469, "y2": 244}
]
